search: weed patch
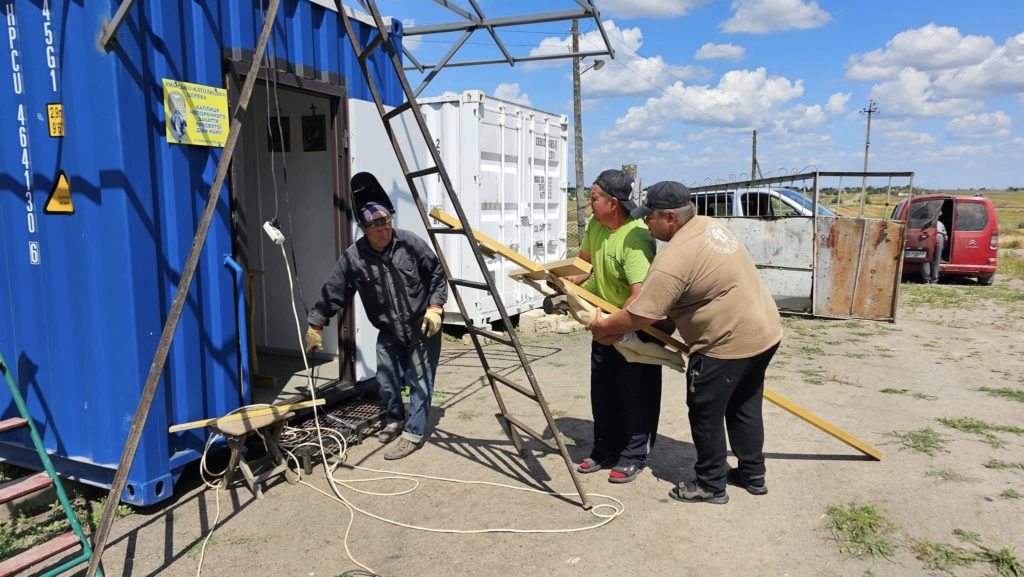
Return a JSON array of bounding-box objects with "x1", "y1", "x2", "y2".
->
[
  {"x1": 912, "y1": 529, "x2": 1024, "y2": 577},
  {"x1": 977, "y1": 387, "x2": 1024, "y2": 403},
  {"x1": 886, "y1": 427, "x2": 947, "y2": 456},
  {"x1": 800, "y1": 368, "x2": 827, "y2": 386},
  {"x1": 925, "y1": 467, "x2": 970, "y2": 482},
  {"x1": 984, "y1": 460, "x2": 1024, "y2": 471},
  {"x1": 938, "y1": 416, "x2": 1024, "y2": 448},
  {"x1": 824, "y1": 502, "x2": 896, "y2": 559},
  {"x1": 1000, "y1": 489, "x2": 1022, "y2": 499},
  {"x1": 456, "y1": 410, "x2": 480, "y2": 422},
  {"x1": 880, "y1": 388, "x2": 936, "y2": 400}
]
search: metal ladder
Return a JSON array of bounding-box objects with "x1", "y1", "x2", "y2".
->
[
  {"x1": 337, "y1": 1, "x2": 590, "y2": 508},
  {"x1": 0, "y1": 351, "x2": 101, "y2": 577}
]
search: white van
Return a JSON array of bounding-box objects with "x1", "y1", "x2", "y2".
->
[{"x1": 690, "y1": 188, "x2": 836, "y2": 218}]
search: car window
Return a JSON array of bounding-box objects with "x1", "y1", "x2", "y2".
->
[
  {"x1": 741, "y1": 192, "x2": 772, "y2": 216},
  {"x1": 907, "y1": 199, "x2": 943, "y2": 228},
  {"x1": 955, "y1": 202, "x2": 989, "y2": 231},
  {"x1": 778, "y1": 189, "x2": 836, "y2": 217},
  {"x1": 891, "y1": 200, "x2": 906, "y2": 220},
  {"x1": 694, "y1": 193, "x2": 733, "y2": 217},
  {"x1": 770, "y1": 195, "x2": 788, "y2": 216}
]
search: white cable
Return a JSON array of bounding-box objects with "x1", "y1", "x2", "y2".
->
[{"x1": 196, "y1": 233, "x2": 624, "y2": 577}]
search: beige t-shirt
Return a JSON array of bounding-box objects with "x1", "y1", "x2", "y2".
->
[{"x1": 627, "y1": 216, "x2": 783, "y2": 359}]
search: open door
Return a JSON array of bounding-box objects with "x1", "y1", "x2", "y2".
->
[{"x1": 226, "y1": 63, "x2": 355, "y2": 402}]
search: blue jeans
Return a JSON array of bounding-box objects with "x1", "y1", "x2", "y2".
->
[{"x1": 375, "y1": 330, "x2": 442, "y2": 443}]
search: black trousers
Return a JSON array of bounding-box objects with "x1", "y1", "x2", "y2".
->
[
  {"x1": 685, "y1": 343, "x2": 779, "y2": 492},
  {"x1": 590, "y1": 335, "x2": 662, "y2": 467}
]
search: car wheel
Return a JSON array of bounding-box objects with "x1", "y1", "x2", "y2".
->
[{"x1": 978, "y1": 274, "x2": 995, "y2": 286}]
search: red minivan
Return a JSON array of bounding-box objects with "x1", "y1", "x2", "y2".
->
[{"x1": 892, "y1": 194, "x2": 999, "y2": 284}]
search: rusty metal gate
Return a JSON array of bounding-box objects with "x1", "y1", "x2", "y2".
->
[{"x1": 688, "y1": 171, "x2": 913, "y2": 321}]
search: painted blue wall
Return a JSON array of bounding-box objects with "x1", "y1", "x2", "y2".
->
[{"x1": 0, "y1": 0, "x2": 403, "y2": 504}]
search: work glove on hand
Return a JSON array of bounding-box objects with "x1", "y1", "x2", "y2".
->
[
  {"x1": 305, "y1": 326, "x2": 323, "y2": 353},
  {"x1": 420, "y1": 308, "x2": 443, "y2": 338}
]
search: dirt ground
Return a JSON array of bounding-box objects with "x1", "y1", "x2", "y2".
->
[{"x1": 80, "y1": 277, "x2": 1024, "y2": 577}]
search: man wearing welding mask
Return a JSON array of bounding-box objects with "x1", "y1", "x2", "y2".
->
[{"x1": 306, "y1": 173, "x2": 448, "y2": 460}]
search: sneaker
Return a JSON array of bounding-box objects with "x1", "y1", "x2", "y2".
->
[
  {"x1": 668, "y1": 480, "x2": 729, "y2": 505},
  {"x1": 726, "y1": 468, "x2": 768, "y2": 495},
  {"x1": 383, "y1": 438, "x2": 420, "y2": 460},
  {"x1": 378, "y1": 422, "x2": 403, "y2": 444}
]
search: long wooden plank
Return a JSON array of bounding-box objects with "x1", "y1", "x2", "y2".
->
[
  {"x1": 168, "y1": 399, "x2": 324, "y2": 433},
  {"x1": 430, "y1": 208, "x2": 883, "y2": 461}
]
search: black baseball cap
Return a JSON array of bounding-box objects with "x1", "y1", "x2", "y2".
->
[
  {"x1": 631, "y1": 181, "x2": 691, "y2": 219},
  {"x1": 592, "y1": 169, "x2": 637, "y2": 212}
]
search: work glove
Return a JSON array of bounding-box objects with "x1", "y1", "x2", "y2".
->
[
  {"x1": 305, "y1": 326, "x2": 323, "y2": 353},
  {"x1": 420, "y1": 308, "x2": 443, "y2": 338}
]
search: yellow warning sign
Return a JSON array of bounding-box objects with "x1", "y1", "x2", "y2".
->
[
  {"x1": 162, "y1": 79, "x2": 229, "y2": 147},
  {"x1": 44, "y1": 171, "x2": 73, "y2": 215},
  {"x1": 47, "y1": 103, "x2": 64, "y2": 137}
]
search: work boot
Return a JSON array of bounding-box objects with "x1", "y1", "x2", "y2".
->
[
  {"x1": 726, "y1": 468, "x2": 768, "y2": 495},
  {"x1": 669, "y1": 480, "x2": 729, "y2": 505},
  {"x1": 383, "y1": 438, "x2": 420, "y2": 460},
  {"x1": 378, "y1": 422, "x2": 403, "y2": 444}
]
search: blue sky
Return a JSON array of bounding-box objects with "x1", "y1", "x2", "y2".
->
[{"x1": 374, "y1": 0, "x2": 1024, "y2": 189}]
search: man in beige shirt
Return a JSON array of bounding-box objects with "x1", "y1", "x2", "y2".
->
[{"x1": 588, "y1": 181, "x2": 783, "y2": 505}]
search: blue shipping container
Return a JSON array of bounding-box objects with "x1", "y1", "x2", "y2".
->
[{"x1": 0, "y1": 0, "x2": 403, "y2": 504}]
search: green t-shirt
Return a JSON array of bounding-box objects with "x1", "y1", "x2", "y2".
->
[{"x1": 580, "y1": 218, "x2": 656, "y2": 307}]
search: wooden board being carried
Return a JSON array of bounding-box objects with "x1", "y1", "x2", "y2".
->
[
  {"x1": 509, "y1": 257, "x2": 592, "y2": 281},
  {"x1": 429, "y1": 207, "x2": 883, "y2": 461}
]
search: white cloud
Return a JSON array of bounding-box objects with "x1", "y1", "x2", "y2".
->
[
  {"x1": 603, "y1": 67, "x2": 804, "y2": 139},
  {"x1": 626, "y1": 140, "x2": 652, "y2": 150},
  {"x1": 873, "y1": 119, "x2": 937, "y2": 146},
  {"x1": 770, "y1": 103, "x2": 827, "y2": 133},
  {"x1": 656, "y1": 141, "x2": 685, "y2": 151},
  {"x1": 720, "y1": 0, "x2": 831, "y2": 35},
  {"x1": 825, "y1": 92, "x2": 851, "y2": 115},
  {"x1": 947, "y1": 111, "x2": 1012, "y2": 139},
  {"x1": 868, "y1": 68, "x2": 980, "y2": 117},
  {"x1": 846, "y1": 24, "x2": 996, "y2": 81},
  {"x1": 934, "y1": 33, "x2": 1024, "y2": 99},
  {"x1": 528, "y1": 20, "x2": 711, "y2": 97},
  {"x1": 596, "y1": 0, "x2": 713, "y2": 18},
  {"x1": 400, "y1": 19, "x2": 421, "y2": 52},
  {"x1": 492, "y1": 83, "x2": 532, "y2": 107},
  {"x1": 694, "y1": 43, "x2": 746, "y2": 61}
]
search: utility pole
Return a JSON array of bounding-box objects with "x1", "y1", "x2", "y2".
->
[
  {"x1": 572, "y1": 19, "x2": 587, "y2": 240},
  {"x1": 751, "y1": 129, "x2": 758, "y2": 182},
  {"x1": 860, "y1": 99, "x2": 879, "y2": 199}
]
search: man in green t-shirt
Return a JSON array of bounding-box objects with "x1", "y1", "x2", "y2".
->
[{"x1": 568, "y1": 169, "x2": 662, "y2": 483}]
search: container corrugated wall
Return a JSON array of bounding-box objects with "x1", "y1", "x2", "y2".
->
[
  {"x1": 418, "y1": 90, "x2": 569, "y2": 325},
  {"x1": 0, "y1": 0, "x2": 403, "y2": 505}
]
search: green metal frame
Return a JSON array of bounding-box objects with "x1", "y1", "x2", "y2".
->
[{"x1": 0, "y1": 350, "x2": 101, "y2": 577}]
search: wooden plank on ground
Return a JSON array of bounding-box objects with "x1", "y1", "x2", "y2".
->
[{"x1": 430, "y1": 207, "x2": 883, "y2": 461}]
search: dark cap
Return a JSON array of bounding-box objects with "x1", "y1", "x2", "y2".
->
[
  {"x1": 357, "y1": 202, "x2": 392, "y2": 224},
  {"x1": 631, "y1": 181, "x2": 691, "y2": 219},
  {"x1": 592, "y1": 169, "x2": 637, "y2": 212}
]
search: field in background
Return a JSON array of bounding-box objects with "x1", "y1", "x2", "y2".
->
[{"x1": 564, "y1": 187, "x2": 1024, "y2": 255}]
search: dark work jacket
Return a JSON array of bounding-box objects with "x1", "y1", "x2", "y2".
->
[{"x1": 307, "y1": 228, "x2": 448, "y2": 345}]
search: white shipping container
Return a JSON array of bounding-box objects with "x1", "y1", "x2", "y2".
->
[
  {"x1": 417, "y1": 90, "x2": 569, "y2": 326},
  {"x1": 347, "y1": 92, "x2": 568, "y2": 381}
]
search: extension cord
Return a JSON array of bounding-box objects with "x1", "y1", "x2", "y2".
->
[{"x1": 263, "y1": 221, "x2": 285, "y2": 245}]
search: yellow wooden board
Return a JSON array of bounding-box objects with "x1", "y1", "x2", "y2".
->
[
  {"x1": 168, "y1": 399, "x2": 325, "y2": 433},
  {"x1": 430, "y1": 207, "x2": 883, "y2": 461},
  {"x1": 509, "y1": 257, "x2": 592, "y2": 281}
]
